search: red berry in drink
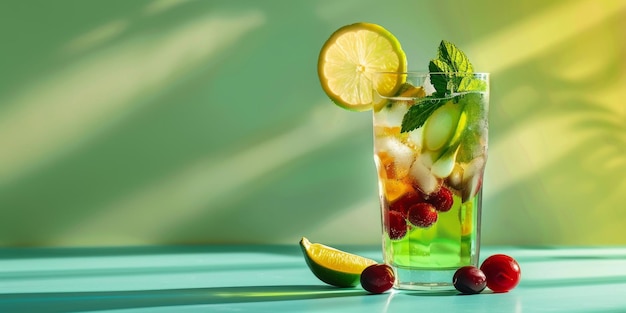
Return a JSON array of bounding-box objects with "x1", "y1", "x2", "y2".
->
[
  {"x1": 390, "y1": 190, "x2": 425, "y2": 215},
  {"x1": 360, "y1": 264, "x2": 395, "y2": 294},
  {"x1": 480, "y1": 254, "x2": 521, "y2": 293},
  {"x1": 453, "y1": 266, "x2": 487, "y2": 294},
  {"x1": 407, "y1": 203, "x2": 438, "y2": 228},
  {"x1": 386, "y1": 210, "x2": 407, "y2": 240},
  {"x1": 428, "y1": 186, "x2": 453, "y2": 212}
]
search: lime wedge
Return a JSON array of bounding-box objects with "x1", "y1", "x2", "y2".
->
[
  {"x1": 300, "y1": 237, "x2": 377, "y2": 287},
  {"x1": 318, "y1": 23, "x2": 407, "y2": 111}
]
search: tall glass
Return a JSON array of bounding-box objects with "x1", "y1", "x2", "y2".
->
[{"x1": 372, "y1": 72, "x2": 489, "y2": 290}]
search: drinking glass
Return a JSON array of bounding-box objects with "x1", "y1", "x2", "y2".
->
[{"x1": 372, "y1": 71, "x2": 489, "y2": 290}]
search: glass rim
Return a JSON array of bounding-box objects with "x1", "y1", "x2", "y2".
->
[
  {"x1": 373, "y1": 70, "x2": 490, "y2": 101},
  {"x1": 372, "y1": 71, "x2": 490, "y2": 76},
  {"x1": 377, "y1": 91, "x2": 486, "y2": 102}
]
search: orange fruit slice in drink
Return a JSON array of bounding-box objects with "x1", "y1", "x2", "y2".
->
[{"x1": 384, "y1": 179, "x2": 413, "y2": 202}]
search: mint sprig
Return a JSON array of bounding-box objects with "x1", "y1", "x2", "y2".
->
[
  {"x1": 429, "y1": 40, "x2": 474, "y2": 96},
  {"x1": 400, "y1": 40, "x2": 485, "y2": 133},
  {"x1": 438, "y1": 40, "x2": 474, "y2": 73}
]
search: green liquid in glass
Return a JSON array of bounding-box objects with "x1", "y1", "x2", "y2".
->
[{"x1": 383, "y1": 193, "x2": 480, "y2": 269}]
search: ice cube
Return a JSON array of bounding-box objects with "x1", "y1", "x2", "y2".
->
[
  {"x1": 461, "y1": 156, "x2": 486, "y2": 201},
  {"x1": 373, "y1": 102, "x2": 410, "y2": 127},
  {"x1": 406, "y1": 127, "x2": 424, "y2": 152},
  {"x1": 375, "y1": 136, "x2": 415, "y2": 179},
  {"x1": 462, "y1": 156, "x2": 486, "y2": 183},
  {"x1": 447, "y1": 163, "x2": 464, "y2": 190},
  {"x1": 409, "y1": 158, "x2": 440, "y2": 195},
  {"x1": 417, "y1": 150, "x2": 436, "y2": 169},
  {"x1": 462, "y1": 174, "x2": 482, "y2": 202}
]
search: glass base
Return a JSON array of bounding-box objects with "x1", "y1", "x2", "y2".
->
[{"x1": 392, "y1": 266, "x2": 457, "y2": 291}]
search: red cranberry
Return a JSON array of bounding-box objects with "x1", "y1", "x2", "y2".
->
[
  {"x1": 390, "y1": 190, "x2": 425, "y2": 215},
  {"x1": 480, "y1": 254, "x2": 521, "y2": 293},
  {"x1": 453, "y1": 266, "x2": 487, "y2": 294},
  {"x1": 386, "y1": 211, "x2": 407, "y2": 240},
  {"x1": 360, "y1": 264, "x2": 395, "y2": 294},
  {"x1": 407, "y1": 203, "x2": 438, "y2": 228},
  {"x1": 428, "y1": 186, "x2": 454, "y2": 212}
]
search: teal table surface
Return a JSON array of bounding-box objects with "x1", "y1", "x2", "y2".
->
[{"x1": 1, "y1": 245, "x2": 626, "y2": 313}]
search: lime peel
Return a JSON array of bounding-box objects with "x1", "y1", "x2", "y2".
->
[
  {"x1": 318, "y1": 23, "x2": 407, "y2": 111},
  {"x1": 300, "y1": 237, "x2": 378, "y2": 287}
]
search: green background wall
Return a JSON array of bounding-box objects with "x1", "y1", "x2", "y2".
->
[{"x1": 1, "y1": 0, "x2": 624, "y2": 247}]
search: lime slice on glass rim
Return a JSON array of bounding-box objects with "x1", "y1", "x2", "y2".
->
[
  {"x1": 317, "y1": 22, "x2": 407, "y2": 111},
  {"x1": 300, "y1": 237, "x2": 377, "y2": 287}
]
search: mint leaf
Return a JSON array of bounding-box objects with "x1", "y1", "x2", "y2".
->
[
  {"x1": 438, "y1": 40, "x2": 473, "y2": 73},
  {"x1": 428, "y1": 60, "x2": 451, "y2": 96},
  {"x1": 430, "y1": 40, "x2": 476, "y2": 94},
  {"x1": 400, "y1": 97, "x2": 447, "y2": 132},
  {"x1": 457, "y1": 76, "x2": 487, "y2": 92}
]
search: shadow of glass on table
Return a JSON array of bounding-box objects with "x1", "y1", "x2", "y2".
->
[{"x1": 0, "y1": 285, "x2": 367, "y2": 312}]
